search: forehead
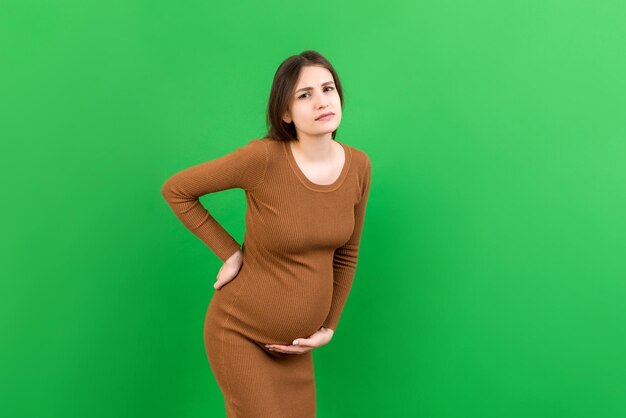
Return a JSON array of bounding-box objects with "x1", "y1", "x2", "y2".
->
[{"x1": 295, "y1": 65, "x2": 334, "y2": 86}]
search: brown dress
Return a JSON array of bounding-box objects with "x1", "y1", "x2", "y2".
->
[{"x1": 161, "y1": 137, "x2": 372, "y2": 417}]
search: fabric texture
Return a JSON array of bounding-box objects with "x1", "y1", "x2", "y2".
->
[{"x1": 161, "y1": 137, "x2": 371, "y2": 417}]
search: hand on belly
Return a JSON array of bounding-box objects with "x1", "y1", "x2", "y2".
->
[{"x1": 265, "y1": 326, "x2": 335, "y2": 354}]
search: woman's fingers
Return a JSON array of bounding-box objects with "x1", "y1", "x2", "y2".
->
[
  {"x1": 264, "y1": 327, "x2": 334, "y2": 354},
  {"x1": 214, "y1": 263, "x2": 241, "y2": 289},
  {"x1": 265, "y1": 343, "x2": 314, "y2": 354},
  {"x1": 214, "y1": 251, "x2": 243, "y2": 290}
]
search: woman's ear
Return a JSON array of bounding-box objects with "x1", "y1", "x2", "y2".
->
[{"x1": 282, "y1": 113, "x2": 292, "y2": 124}]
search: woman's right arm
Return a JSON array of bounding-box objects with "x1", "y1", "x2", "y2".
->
[{"x1": 160, "y1": 139, "x2": 268, "y2": 263}]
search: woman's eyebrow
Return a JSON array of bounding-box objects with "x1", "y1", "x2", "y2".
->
[{"x1": 295, "y1": 81, "x2": 335, "y2": 94}]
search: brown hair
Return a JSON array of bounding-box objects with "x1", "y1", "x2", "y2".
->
[{"x1": 264, "y1": 50, "x2": 344, "y2": 143}]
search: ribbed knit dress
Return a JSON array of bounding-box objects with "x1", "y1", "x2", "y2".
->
[{"x1": 161, "y1": 137, "x2": 371, "y2": 417}]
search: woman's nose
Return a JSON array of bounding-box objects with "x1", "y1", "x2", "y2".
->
[{"x1": 314, "y1": 93, "x2": 328, "y2": 106}]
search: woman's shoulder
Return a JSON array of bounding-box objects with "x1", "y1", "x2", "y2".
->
[
  {"x1": 341, "y1": 141, "x2": 371, "y2": 172},
  {"x1": 344, "y1": 142, "x2": 369, "y2": 158},
  {"x1": 247, "y1": 137, "x2": 281, "y2": 151}
]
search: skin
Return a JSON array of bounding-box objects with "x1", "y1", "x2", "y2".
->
[
  {"x1": 282, "y1": 65, "x2": 344, "y2": 186},
  {"x1": 214, "y1": 65, "x2": 343, "y2": 354}
]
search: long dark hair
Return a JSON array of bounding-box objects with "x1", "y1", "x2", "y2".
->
[{"x1": 264, "y1": 50, "x2": 344, "y2": 142}]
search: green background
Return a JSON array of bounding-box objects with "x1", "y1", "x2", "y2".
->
[{"x1": 2, "y1": 0, "x2": 625, "y2": 417}]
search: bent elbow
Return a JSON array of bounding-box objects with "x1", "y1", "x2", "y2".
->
[{"x1": 161, "y1": 177, "x2": 177, "y2": 202}]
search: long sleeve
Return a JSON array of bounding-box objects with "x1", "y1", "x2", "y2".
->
[
  {"x1": 161, "y1": 139, "x2": 269, "y2": 263},
  {"x1": 322, "y1": 155, "x2": 372, "y2": 331}
]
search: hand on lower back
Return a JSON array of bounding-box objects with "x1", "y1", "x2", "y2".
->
[{"x1": 214, "y1": 249, "x2": 243, "y2": 290}]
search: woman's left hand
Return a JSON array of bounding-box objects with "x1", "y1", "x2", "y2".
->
[{"x1": 265, "y1": 326, "x2": 335, "y2": 354}]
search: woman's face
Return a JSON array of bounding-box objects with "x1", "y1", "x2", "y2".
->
[{"x1": 282, "y1": 65, "x2": 342, "y2": 140}]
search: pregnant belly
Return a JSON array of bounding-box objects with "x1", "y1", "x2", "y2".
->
[{"x1": 214, "y1": 269, "x2": 333, "y2": 344}]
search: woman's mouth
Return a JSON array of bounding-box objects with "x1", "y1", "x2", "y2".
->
[{"x1": 316, "y1": 113, "x2": 335, "y2": 121}]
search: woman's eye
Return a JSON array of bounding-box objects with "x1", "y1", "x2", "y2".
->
[{"x1": 298, "y1": 86, "x2": 335, "y2": 99}]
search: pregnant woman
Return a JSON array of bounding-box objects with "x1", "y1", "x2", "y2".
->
[{"x1": 161, "y1": 50, "x2": 372, "y2": 417}]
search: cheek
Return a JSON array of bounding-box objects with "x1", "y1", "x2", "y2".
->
[{"x1": 292, "y1": 104, "x2": 307, "y2": 119}]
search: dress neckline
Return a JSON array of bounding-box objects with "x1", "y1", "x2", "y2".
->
[{"x1": 283, "y1": 139, "x2": 352, "y2": 192}]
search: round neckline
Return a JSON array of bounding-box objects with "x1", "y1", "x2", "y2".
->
[{"x1": 283, "y1": 139, "x2": 352, "y2": 192}]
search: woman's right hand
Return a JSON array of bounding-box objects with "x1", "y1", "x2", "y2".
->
[{"x1": 214, "y1": 249, "x2": 243, "y2": 290}]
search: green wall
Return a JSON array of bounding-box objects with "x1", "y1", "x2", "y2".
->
[{"x1": 2, "y1": 0, "x2": 625, "y2": 417}]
